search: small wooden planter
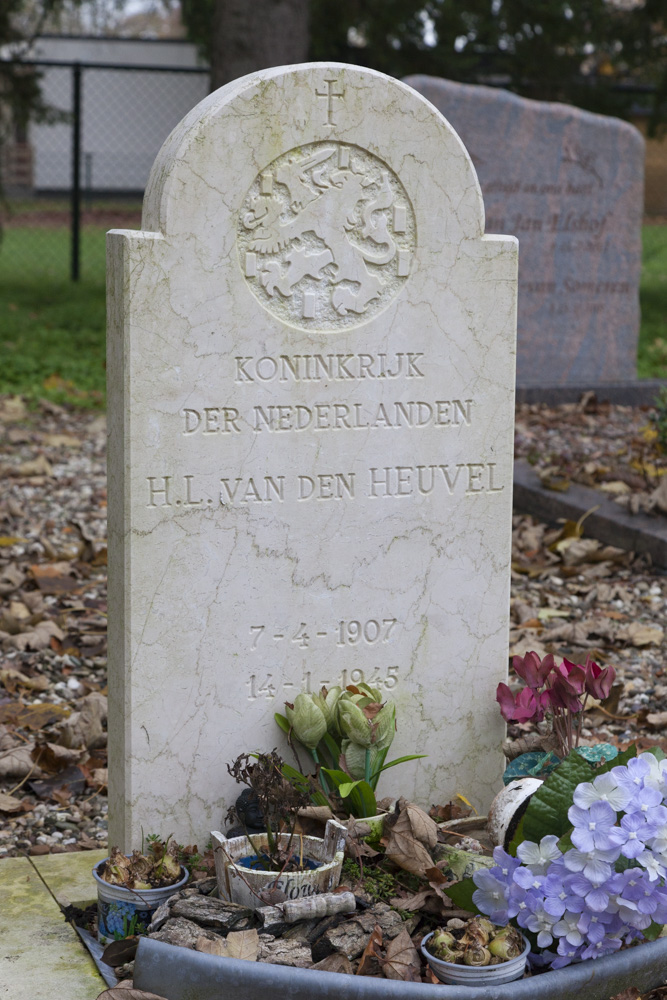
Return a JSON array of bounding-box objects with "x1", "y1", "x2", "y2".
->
[{"x1": 211, "y1": 821, "x2": 346, "y2": 909}]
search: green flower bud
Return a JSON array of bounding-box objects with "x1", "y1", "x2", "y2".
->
[
  {"x1": 373, "y1": 701, "x2": 396, "y2": 749},
  {"x1": 354, "y1": 682, "x2": 384, "y2": 703},
  {"x1": 312, "y1": 686, "x2": 342, "y2": 737},
  {"x1": 285, "y1": 693, "x2": 327, "y2": 749},
  {"x1": 341, "y1": 740, "x2": 382, "y2": 780},
  {"x1": 339, "y1": 700, "x2": 373, "y2": 746}
]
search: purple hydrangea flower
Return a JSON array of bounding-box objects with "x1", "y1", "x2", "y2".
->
[
  {"x1": 516, "y1": 835, "x2": 562, "y2": 874},
  {"x1": 568, "y1": 800, "x2": 625, "y2": 854},
  {"x1": 612, "y1": 757, "x2": 651, "y2": 794},
  {"x1": 563, "y1": 845, "x2": 618, "y2": 881},
  {"x1": 506, "y1": 878, "x2": 538, "y2": 920},
  {"x1": 551, "y1": 937, "x2": 585, "y2": 968},
  {"x1": 524, "y1": 901, "x2": 558, "y2": 948},
  {"x1": 472, "y1": 868, "x2": 509, "y2": 924},
  {"x1": 513, "y1": 867, "x2": 547, "y2": 893},
  {"x1": 580, "y1": 937, "x2": 622, "y2": 961},
  {"x1": 568, "y1": 871, "x2": 612, "y2": 913},
  {"x1": 577, "y1": 908, "x2": 618, "y2": 944},
  {"x1": 624, "y1": 784, "x2": 663, "y2": 818},
  {"x1": 573, "y1": 772, "x2": 630, "y2": 812},
  {"x1": 491, "y1": 845, "x2": 522, "y2": 880},
  {"x1": 615, "y1": 811, "x2": 652, "y2": 859},
  {"x1": 638, "y1": 848, "x2": 666, "y2": 882}
]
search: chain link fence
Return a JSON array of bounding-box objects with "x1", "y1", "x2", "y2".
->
[{"x1": 0, "y1": 59, "x2": 210, "y2": 284}]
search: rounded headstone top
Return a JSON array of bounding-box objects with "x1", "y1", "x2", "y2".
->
[{"x1": 142, "y1": 62, "x2": 485, "y2": 256}]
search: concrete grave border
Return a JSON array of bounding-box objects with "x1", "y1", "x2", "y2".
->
[{"x1": 513, "y1": 459, "x2": 667, "y2": 568}]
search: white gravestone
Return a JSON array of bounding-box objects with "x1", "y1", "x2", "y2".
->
[{"x1": 107, "y1": 63, "x2": 518, "y2": 851}]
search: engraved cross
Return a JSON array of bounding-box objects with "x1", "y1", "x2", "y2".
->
[{"x1": 315, "y1": 77, "x2": 344, "y2": 127}]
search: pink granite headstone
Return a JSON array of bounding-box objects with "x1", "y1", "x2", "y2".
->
[{"x1": 405, "y1": 76, "x2": 645, "y2": 386}]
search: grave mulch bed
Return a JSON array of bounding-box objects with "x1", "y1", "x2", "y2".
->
[
  {"x1": 1, "y1": 392, "x2": 667, "y2": 865},
  {"x1": 514, "y1": 395, "x2": 667, "y2": 525}
]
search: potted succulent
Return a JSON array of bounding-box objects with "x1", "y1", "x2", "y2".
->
[
  {"x1": 93, "y1": 836, "x2": 189, "y2": 944},
  {"x1": 211, "y1": 750, "x2": 346, "y2": 908}
]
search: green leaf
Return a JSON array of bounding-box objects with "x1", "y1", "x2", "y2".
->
[
  {"x1": 645, "y1": 746, "x2": 667, "y2": 763},
  {"x1": 557, "y1": 830, "x2": 574, "y2": 853},
  {"x1": 320, "y1": 732, "x2": 343, "y2": 769},
  {"x1": 643, "y1": 921, "x2": 664, "y2": 941},
  {"x1": 280, "y1": 762, "x2": 309, "y2": 784},
  {"x1": 443, "y1": 877, "x2": 479, "y2": 913},
  {"x1": 614, "y1": 854, "x2": 641, "y2": 873},
  {"x1": 338, "y1": 780, "x2": 362, "y2": 797},
  {"x1": 320, "y1": 769, "x2": 377, "y2": 817},
  {"x1": 321, "y1": 768, "x2": 353, "y2": 786},
  {"x1": 369, "y1": 753, "x2": 428, "y2": 780},
  {"x1": 274, "y1": 712, "x2": 290, "y2": 734},
  {"x1": 521, "y1": 752, "x2": 594, "y2": 843}
]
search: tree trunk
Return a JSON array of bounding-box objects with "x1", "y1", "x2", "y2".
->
[{"x1": 211, "y1": 0, "x2": 310, "y2": 90}]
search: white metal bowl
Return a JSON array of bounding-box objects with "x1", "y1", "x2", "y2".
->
[{"x1": 421, "y1": 930, "x2": 530, "y2": 986}]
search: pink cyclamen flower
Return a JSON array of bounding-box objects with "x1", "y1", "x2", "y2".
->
[
  {"x1": 547, "y1": 676, "x2": 583, "y2": 714},
  {"x1": 512, "y1": 651, "x2": 555, "y2": 691},
  {"x1": 555, "y1": 658, "x2": 587, "y2": 695},
  {"x1": 496, "y1": 683, "x2": 543, "y2": 723},
  {"x1": 584, "y1": 657, "x2": 615, "y2": 700}
]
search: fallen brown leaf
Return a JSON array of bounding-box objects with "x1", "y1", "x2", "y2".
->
[
  {"x1": 2, "y1": 619, "x2": 64, "y2": 651},
  {"x1": 0, "y1": 744, "x2": 41, "y2": 780},
  {"x1": 29, "y1": 562, "x2": 80, "y2": 594},
  {"x1": 649, "y1": 476, "x2": 667, "y2": 515},
  {"x1": 381, "y1": 800, "x2": 438, "y2": 875},
  {"x1": 0, "y1": 564, "x2": 26, "y2": 595},
  {"x1": 0, "y1": 667, "x2": 50, "y2": 693},
  {"x1": 15, "y1": 455, "x2": 53, "y2": 477},
  {"x1": 0, "y1": 791, "x2": 25, "y2": 813},
  {"x1": 311, "y1": 953, "x2": 354, "y2": 974},
  {"x1": 58, "y1": 692, "x2": 107, "y2": 749},
  {"x1": 0, "y1": 702, "x2": 71, "y2": 730},
  {"x1": 196, "y1": 935, "x2": 228, "y2": 956},
  {"x1": 356, "y1": 924, "x2": 383, "y2": 976},
  {"x1": 225, "y1": 928, "x2": 259, "y2": 961},
  {"x1": 380, "y1": 927, "x2": 421, "y2": 981},
  {"x1": 31, "y1": 742, "x2": 83, "y2": 775},
  {"x1": 101, "y1": 938, "x2": 139, "y2": 968},
  {"x1": 42, "y1": 433, "x2": 81, "y2": 448},
  {"x1": 0, "y1": 396, "x2": 27, "y2": 422},
  {"x1": 618, "y1": 622, "x2": 664, "y2": 647}
]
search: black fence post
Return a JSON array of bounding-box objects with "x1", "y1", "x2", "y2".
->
[{"x1": 71, "y1": 61, "x2": 82, "y2": 281}]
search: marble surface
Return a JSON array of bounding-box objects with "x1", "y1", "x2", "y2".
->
[
  {"x1": 405, "y1": 76, "x2": 644, "y2": 386},
  {"x1": 107, "y1": 63, "x2": 517, "y2": 851}
]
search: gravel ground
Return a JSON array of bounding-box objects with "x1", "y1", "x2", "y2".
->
[{"x1": 0, "y1": 394, "x2": 666, "y2": 857}]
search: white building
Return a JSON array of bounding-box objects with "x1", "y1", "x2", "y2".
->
[{"x1": 9, "y1": 35, "x2": 210, "y2": 193}]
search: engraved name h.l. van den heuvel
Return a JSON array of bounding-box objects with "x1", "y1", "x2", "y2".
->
[{"x1": 238, "y1": 142, "x2": 416, "y2": 331}]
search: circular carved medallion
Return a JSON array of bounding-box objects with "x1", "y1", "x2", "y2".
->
[{"x1": 238, "y1": 142, "x2": 415, "y2": 331}]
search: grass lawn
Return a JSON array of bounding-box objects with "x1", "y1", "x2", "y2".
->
[
  {"x1": 0, "y1": 227, "x2": 108, "y2": 409},
  {"x1": 637, "y1": 224, "x2": 667, "y2": 379},
  {"x1": 0, "y1": 224, "x2": 666, "y2": 409}
]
